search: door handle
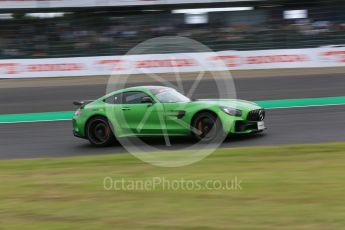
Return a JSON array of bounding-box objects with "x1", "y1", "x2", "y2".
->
[{"x1": 122, "y1": 107, "x2": 131, "y2": 111}]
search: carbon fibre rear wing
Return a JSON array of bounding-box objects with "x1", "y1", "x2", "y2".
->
[{"x1": 73, "y1": 100, "x2": 94, "y2": 107}]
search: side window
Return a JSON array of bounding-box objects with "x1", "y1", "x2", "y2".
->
[
  {"x1": 122, "y1": 92, "x2": 149, "y2": 104},
  {"x1": 104, "y1": 93, "x2": 122, "y2": 104}
]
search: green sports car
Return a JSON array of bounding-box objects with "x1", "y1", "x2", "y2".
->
[{"x1": 73, "y1": 86, "x2": 266, "y2": 146}]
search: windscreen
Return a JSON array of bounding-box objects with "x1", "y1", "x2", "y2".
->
[{"x1": 152, "y1": 88, "x2": 191, "y2": 103}]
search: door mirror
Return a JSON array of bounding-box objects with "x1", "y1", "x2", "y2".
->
[{"x1": 141, "y1": 96, "x2": 153, "y2": 104}]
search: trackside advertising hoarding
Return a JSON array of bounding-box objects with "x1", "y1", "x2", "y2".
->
[
  {"x1": 0, "y1": 0, "x2": 252, "y2": 9},
  {"x1": 0, "y1": 47, "x2": 344, "y2": 78}
]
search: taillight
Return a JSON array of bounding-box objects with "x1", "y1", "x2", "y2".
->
[{"x1": 74, "y1": 109, "x2": 82, "y2": 117}]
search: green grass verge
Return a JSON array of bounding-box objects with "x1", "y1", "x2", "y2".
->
[{"x1": 1, "y1": 143, "x2": 345, "y2": 229}]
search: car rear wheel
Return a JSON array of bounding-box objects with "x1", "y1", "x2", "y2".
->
[
  {"x1": 192, "y1": 112, "x2": 225, "y2": 143},
  {"x1": 86, "y1": 116, "x2": 116, "y2": 147}
]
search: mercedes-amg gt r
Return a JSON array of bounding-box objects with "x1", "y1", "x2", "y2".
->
[{"x1": 73, "y1": 86, "x2": 266, "y2": 146}]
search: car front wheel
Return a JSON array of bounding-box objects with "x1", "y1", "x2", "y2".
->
[{"x1": 192, "y1": 112, "x2": 225, "y2": 143}]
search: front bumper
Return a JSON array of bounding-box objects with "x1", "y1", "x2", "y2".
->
[{"x1": 233, "y1": 120, "x2": 266, "y2": 134}]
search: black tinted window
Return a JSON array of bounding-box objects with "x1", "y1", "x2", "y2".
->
[
  {"x1": 122, "y1": 92, "x2": 148, "y2": 104},
  {"x1": 104, "y1": 93, "x2": 122, "y2": 104}
]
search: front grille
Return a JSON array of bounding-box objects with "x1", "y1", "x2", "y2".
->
[{"x1": 247, "y1": 109, "x2": 265, "y2": 121}]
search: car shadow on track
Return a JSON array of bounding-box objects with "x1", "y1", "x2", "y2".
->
[{"x1": 75, "y1": 133, "x2": 267, "y2": 153}]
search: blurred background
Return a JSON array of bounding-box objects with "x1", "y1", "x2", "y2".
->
[{"x1": 0, "y1": 0, "x2": 344, "y2": 59}]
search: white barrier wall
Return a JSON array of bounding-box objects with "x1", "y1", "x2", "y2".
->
[
  {"x1": 0, "y1": 47, "x2": 344, "y2": 79},
  {"x1": 0, "y1": 0, "x2": 258, "y2": 9}
]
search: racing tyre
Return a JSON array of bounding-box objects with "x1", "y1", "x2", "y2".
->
[
  {"x1": 192, "y1": 112, "x2": 225, "y2": 143},
  {"x1": 86, "y1": 116, "x2": 116, "y2": 147}
]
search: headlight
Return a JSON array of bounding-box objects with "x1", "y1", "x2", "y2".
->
[
  {"x1": 221, "y1": 106, "x2": 242, "y2": 116},
  {"x1": 74, "y1": 109, "x2": 82, "y2": 117}
]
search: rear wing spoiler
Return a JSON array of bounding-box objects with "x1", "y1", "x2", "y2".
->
[{"x1": 73, "y1": 100, "x2": 94, "y2": 107}]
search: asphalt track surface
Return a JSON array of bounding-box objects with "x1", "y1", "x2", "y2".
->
[{"x1": 0, "y1": 73, "x2": 345, "y2": 159}]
